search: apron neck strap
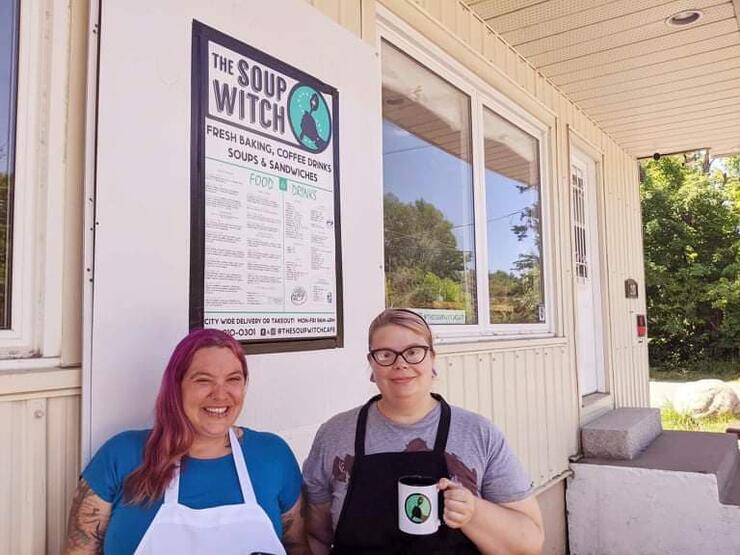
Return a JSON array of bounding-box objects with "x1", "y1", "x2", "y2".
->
[
  {"x1": 354, "y1": 394, "x2": 381, "y2": 458},
  {"x1": 430, "y1": 393, "x2": 451, "y2": 454},
  {"x1": 228, "y1": 427, "x2": 257, "y2": 504},
  {"x1": 163, "y1": 464, "x2": 181, "y2": 505},
  {"x1": 354, "y1": 393, "x2": 451, "y2": 457}
]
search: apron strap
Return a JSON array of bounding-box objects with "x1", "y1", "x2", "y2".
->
[
  {"x1": 353, "y1": 394, "x2": 381, "y2": 458},
  {"x1": 229, "y1": 427, "x2": 257, "y2": 505},
  {"x1": 163, "y1": 464, "x2": 181, "y2": 505},
  {"x1": 431, "y1": 393, "x2": 451, "y2": 454}
]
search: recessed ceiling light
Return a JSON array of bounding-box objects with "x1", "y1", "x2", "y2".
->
[{"x1": 665, "y1": 9, "x2": 704, "y2": 27}]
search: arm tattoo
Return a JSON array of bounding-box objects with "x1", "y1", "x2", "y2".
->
[
  {"x1": 282, "y1": 499, "x2": 311, "y2": 555},
  {"x1": 64, "y1": 479, "x2": 111, "y2": 554}
]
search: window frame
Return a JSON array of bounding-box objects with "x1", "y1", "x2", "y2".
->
[
  {"x1": 377, "y1": 8, "x2": 556, "y2": 343},
  {"x1": 475, "y1": 95, "x2": 554, "y2": 337},
  {"x1": 0, "y1": 0, "x2": 30, "y2": 351},
  {"x1": 0, "y1": 0, "x2": 67, "y2": 360},
  {"x1": 379, "y1": 39, "x2": 480, "y2": 329}
]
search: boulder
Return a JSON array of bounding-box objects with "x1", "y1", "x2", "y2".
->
[
  {"x1": 672, "y1": 379, "x2": 740, "y2": 418},
  {"x1": 730, "y1": 381, "x2": 740, "y2": 400}
]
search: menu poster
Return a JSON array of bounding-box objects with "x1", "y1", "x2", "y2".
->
[{"x1": 190, "y1": 21, "x2": 343, "y2": 353}]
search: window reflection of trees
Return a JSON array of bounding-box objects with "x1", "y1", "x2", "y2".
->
[
  {"x1": 381, "y1": 40, "x2": 478, "y2": 324},
  {"x1": 0, "y1": 0, "x2": 19, "y2": 329},
  {"x1": 383, "y1": 192, "x2": 474, "y2": 315},
  {"x1": 380, "y1": 40, "x2": 546, "y2": 327},
  {"x1": 0, "y1": 169, "x2": 8, "y2": 326},
  {"x1": 484, "y1": 109, "x2": 544, "y2": 325}
]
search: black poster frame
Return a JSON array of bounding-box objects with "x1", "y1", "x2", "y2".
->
[{"x1": 189, "y1": 20, "x2": 343, "y2": 354}]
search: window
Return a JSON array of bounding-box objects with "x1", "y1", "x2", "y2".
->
[
  {"x1": 483, "y1": 109, "x2": 544, "y2": 324},
  {"x1": 381, "y1": 41, "x2": 477, "y2": 325},
  {"x1": 380, "y1": 35, "x2": 551, "y2": 337},
  {"x1": 0, "y1": 0, "x2": 19, "y2": 330}
]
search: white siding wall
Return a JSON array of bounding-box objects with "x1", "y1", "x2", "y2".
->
[
  {"x1": 434, "y1": 340, "x2": 578, "y2": 485},
  {"x1": 0, "y1": 373, "x2": 80, "y2": 554}
]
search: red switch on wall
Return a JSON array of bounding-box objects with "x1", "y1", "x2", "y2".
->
[{"x1": 636, "y1": 314, "x2": 647, "y2": 337}]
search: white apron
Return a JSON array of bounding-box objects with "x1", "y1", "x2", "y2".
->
[{"x1": 134, "y1": 427, "x2": 286, "y2": 555}]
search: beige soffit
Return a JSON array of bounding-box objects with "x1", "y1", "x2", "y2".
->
[{"x1": 465, "y1": 0, "x2": 740, "y2": 157}]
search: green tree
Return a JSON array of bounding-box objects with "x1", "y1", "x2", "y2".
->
[
  {"x1": 489, "y1": 182, "x2": 543, "y2": 324},
  {"x1": 641, "y1": 154, "x2": 740, "y2": 367},
  {"x1": 383, "y1": 193, "x2": 474, "y2": 319},
  {"x1": 383, "y1": 193, "x2": 464, "y2": 280}
]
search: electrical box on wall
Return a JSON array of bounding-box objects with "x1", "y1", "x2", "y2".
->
[
  {"x1": 624, "y1": 278, "x2": 638, "y2": 299},
  {"x1": 636, "y1": 314, "x2": 647, "y2": 338}
]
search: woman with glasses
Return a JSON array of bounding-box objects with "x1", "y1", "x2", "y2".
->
[{"x1": 302, "y1": 308, "x2": 544, "y2": 554}]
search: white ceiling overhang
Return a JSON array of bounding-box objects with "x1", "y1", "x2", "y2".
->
[{"x1": 464, "y1": 0, "x2": 740, "y2": 158}]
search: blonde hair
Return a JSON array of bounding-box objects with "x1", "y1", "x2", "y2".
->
[{"x1": 368, "y1": 309, "x2": 433, "y2": 351}]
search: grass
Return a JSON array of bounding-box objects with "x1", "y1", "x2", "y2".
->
[
  {"x1": 650, "y1": 359, "x2": 740, "y2": 382},
  {"x1": 661, "y1": 402, "x2": 737, "y2": 433}
]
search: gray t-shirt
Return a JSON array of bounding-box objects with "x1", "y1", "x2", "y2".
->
[{"x1": 302, "y1": 401, "x2": 533, "y2": 529}]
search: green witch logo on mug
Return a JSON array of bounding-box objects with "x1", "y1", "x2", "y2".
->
[
  {"x1": 398, "y1": 475, "x2": 440, "y2": 535},
  {"x1": 404, "y1": 493, "x2": 432, "y2": 524}
]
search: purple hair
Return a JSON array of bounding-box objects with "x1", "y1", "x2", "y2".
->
[{"x1": 124, "y1": 328, "x2": 247, "y2": 505}]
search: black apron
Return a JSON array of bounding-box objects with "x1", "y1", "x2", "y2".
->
[{"x1": 331, "y1": 394, "x2": 480, "y2": 554}]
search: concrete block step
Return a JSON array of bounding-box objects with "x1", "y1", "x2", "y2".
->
[
  {"x1": 568, "y1": 459, "x2": 740, "y2": 553},
  {"x1": 582, "y1": 430, "x2": 740, "y2": 501},
  {"x1": 717, "y1": 439, "x2": 739, "y2": 499},
  {"x1": 720, "y1": 448, "x2": 740, "y2": 506},
  {"x1": 581, "y1": 408, "x2": 662, "y2": 460},
  {"x1": 572, "y1": 431, "x2": 740, "y2": 553}
]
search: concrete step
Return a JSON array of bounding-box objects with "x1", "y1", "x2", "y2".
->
[
  {"x1": 568, "y1": 456, "x2": 740, "y2": 553},
  {"x1": 581, "y1": 407, "x2": 662, "y2": 460},
  {"x1": 720, "y1": 453, "x2": 740, "y2": 506},
  {"x1": 582, "y1": 430, "x2": 740, "y2": 501},
  {"x1": 717, "y1": 438, "x2": 739, "y2": 503},
  {"x1": 571, "y1": 431, "x2": 740, "y2": 553}
]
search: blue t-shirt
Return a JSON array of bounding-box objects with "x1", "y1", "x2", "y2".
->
[{"x1": 83, "y1": 427, "x2": 301, "y2": 555}]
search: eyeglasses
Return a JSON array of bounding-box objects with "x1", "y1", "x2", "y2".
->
[{"x1": 369, "y1": 345, "x2": 431, "y2": 366}]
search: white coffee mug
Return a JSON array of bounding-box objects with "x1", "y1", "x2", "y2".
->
[{"x1": 398, "y1": 475, "x2": 440, "y2": 535}]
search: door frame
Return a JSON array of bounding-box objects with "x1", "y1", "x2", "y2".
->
[{"x1": 567, "y1": 128, "x2": 612, "y2": 404}]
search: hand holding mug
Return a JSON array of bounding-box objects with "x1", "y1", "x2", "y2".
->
[{"x1": 438, "y1": 478, "x2": 476, "y2": 529}]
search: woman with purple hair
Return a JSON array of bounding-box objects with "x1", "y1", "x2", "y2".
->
[{"x1": 63, "y1": 328, "x2": 309, "y2": 554}]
